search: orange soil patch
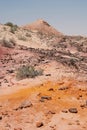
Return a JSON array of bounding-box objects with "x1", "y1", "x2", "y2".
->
[
  {"x1": 0, "y1": 79, "x2": 87, "y2": 130},
  {"x1": 0, "y1": 79, "x2": 87, "y2": 114}
]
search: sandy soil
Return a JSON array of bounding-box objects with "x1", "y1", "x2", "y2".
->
[{"x1": 0, "y1": 79, "x2": 87, "y2": 130}]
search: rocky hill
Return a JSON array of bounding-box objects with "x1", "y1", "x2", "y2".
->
[{"x1": 23, "y1": 19, "x2": 62, "y2": 36}]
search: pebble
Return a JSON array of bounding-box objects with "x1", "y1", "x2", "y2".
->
[
  {"x1": 36, "y1": 122, "x2": 44, "y2": 127},
  {"x1": 68, "y1": 108, "x2": 78, "y2": 113}
]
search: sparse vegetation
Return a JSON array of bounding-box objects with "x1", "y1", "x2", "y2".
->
[
  {"x1": 5, "y1": 22, "x2": 18, "y2": 34},
  {"x1": 16, "y1": 65, "x2": 43, "y2": 80},
  {"x1": 18, "y1": 35, "x2": 27, "y2": 41},
  {"x1": 1, "y1": 37, "x2": 16, "y2": 48},
  {"x1": 10, "y1": 25, "x2": 18, "y2": 34},
  {"x1": 5, "y1": 22, "x2": 14, "y2": 27}
]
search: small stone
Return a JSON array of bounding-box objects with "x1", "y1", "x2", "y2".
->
[
  {"x1": 0, "y1": 116, "x2": 2, "y2": 120},
  {"x1": 39, "y1": 99, "x2": 45, "y2": 102},
  {"x1": 45, "y1": 74, "x2": 51, "y2": 76},
  {"x1": 14, "y1": 128, "x2": 22, "y2": 130},
  {"x1": 80, "y1": 104, "x2": 85, "y2": 108},
  {"x1": 58, "y1": 86, "x2": 69, "y2": 90},
  {"x1": 7, "y1": 69, "x2": 14, "y2": 73},
  {"x1": 41, "y1": 96, "x2": 52, "y2": 100},
  {"x1": 19, "y1": 101, "x2": 32, "y2": 109},
  {"x1": 4, "y1": 79, "x2": 8, "y2": 83},
  {"x1": 48, "y1": 88, "x2": 54, "y2": 91},
  {"x1": 62, "y1": 109, "x2": 68, "y2": 113},
  {"x1": 79, "y1": 95, "x2": 82, "y2": 97},
  {"x1": 47, "y1": 110, "x2": 56, "y2": 114},
  {"x1": 68, "y1": 108, "x2": 78, "y2": 113},
  {"x1": 15, "y1": 100, "x2": 32, "y2": 110},
  {"x1": 36, "y1": 122, "x2": 44, "y2": 127}
]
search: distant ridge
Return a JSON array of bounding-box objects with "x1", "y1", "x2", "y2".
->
[{"x1": 22, "y1": 19, "x2": 62, "y2": 36}]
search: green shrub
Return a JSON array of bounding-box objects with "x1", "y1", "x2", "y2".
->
[
  {"x1": 16, "y1": 65, "x2": 43, "y2": 80},
  {"x1": 10, "y1": 25, "x2": 18, "y2": 34},
  {"x1": 5, "y1": 22, "x2": 14, "y2": 27},
  {"x1": 5, "y1": 22, "x2": 18, "y2": 34}
]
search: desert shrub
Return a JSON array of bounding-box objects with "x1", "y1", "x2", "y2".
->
[
  {"x1": 5, "y1": 22, "x2": 18, "y2": 34},
  {"x1": 10, "y1": 25, "x2": 18, "y2": 34},
  {"x1": 16, "y1": 65, "x2": 43, "y2": 80},
  {"x1": 5, "y1": 22, "x2": 14, "y2": 27},
  {"x1": 1, "y1": 38, "x2": 16, "y2": 48},
  {"x1": 18, "y1": 35, "x2": 27, "y2": 41}
]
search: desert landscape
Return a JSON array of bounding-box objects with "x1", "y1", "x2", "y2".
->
[{"x1": 0, "y1": 19, "x2": 87, "y2": 130}]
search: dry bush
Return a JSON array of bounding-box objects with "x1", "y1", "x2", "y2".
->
[
  {"x1": 18, "y1": 35, "x2": 27, "y2": 41},
  {"x1": 16, "y1": 65, "x2": 43, "y2": 80},
  {"x1": 1, "y1": 38, "x2": 16, "y2": 48}
]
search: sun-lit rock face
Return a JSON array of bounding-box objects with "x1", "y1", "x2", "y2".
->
[{"x1": 22, "y1": 19, "x2": 63, "y2": 36}]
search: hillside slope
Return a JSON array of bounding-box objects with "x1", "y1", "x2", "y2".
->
[{"x1": 0, "y1": 20, "x2": 87, "y2": 130}]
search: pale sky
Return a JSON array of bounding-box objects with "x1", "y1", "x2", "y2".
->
[{"x1": 0, "y1": 0, "x2": 87, "y2": 35}]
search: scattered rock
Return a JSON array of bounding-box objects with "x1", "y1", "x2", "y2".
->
[
  {"x1": 3, "y1": 79, "x2": 8, "y2": 83},
  {"x1": 40, "y1": 96, "x2": 52, "y2": 102},
  {"x1": 0, "y1": 116, "x2": 2, "y2": 120},
  {"x1": 48, "y1": 88, "x2": 54, "y2": 91},
  {"x1": 36, "y1": 122, "x2": 44, "y2": 127},
  {"x1": 58, "y1": 86, "x2": 69, "y2": 90},
  {"x1": 40, "y1": 99, "x2": 45, "y2": 102},
  {"x1": 47, "y1": 110, "x2": 56, "y2": 114},
  {"x1": 62, "y1": 109, "x2": 68, "y2": 113},
  {"x1": 45, "y1": 74, "x2": 51, "y2": 76},
  {"x1": 80, "y1": 100, "x2": 87, "y2": 108},
  {"x1": 79, "y1": 95, "x2": 82, "y2": 97},
  {"x1": 14, "y1": 128, "x2": 22, "y2": 130},
  {"x1": 80, "y1": 104, "x2": 85, "y2": 108},
  {"x1": 15, "y1": 100, "x2": 32, "y2": 110},
  {"x1": 1, "y1": 111, "x2": 9, "y2": 116},
  {"x1": 7, "y1": 69, "x2": 14, "y2": 73},
  {"x1": 68, "y1": 108, "x2": 78, "y2": 113},
  {"x1": 41, "y1": 96, "x2": 52, "y2": 100}
]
